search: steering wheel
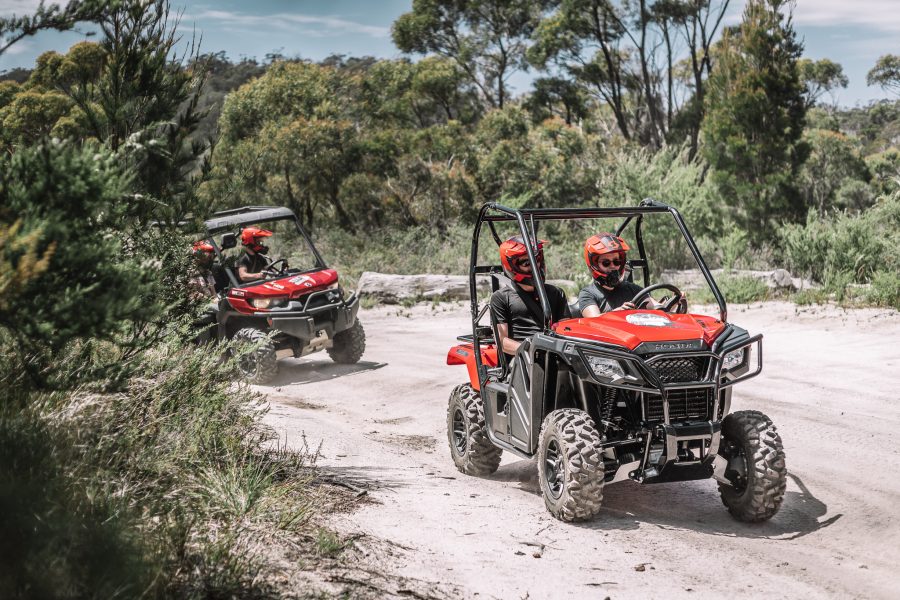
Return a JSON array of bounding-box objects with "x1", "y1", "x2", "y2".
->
[
  {"x1": 263, "y1": 258, "x2": 289, "y2": 275},
  {"x1": 631, "y1": 283, "x2": 686, "y2": 313}
]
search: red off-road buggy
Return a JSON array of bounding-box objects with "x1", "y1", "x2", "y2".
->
[
  {"x1": 198, "y1": 206, "x2": 364, "y2": 383},
  {"x1": 446, "y1": 200, "x2": 786, "y2": 522}
]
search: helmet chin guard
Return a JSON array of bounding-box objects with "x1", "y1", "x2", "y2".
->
[{"x1": 584, "y1": 233, "x2": 629, "y2": 286}]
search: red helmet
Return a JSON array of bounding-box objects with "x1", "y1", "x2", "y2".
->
[
  {"x1": 192, "y1": 240, "x2": 214, "y2": 255},
  {"x1": 584, "y1": 233, "x2": 630, "y2": 285},
  {"x1": 500, "y1": 235, "x2": 546, "y2": 286},
  {"x1": 192, "y1": 240, "x2": 214, "y2": 265},
  {"x1": 240, "y1": 227, "x2": 273, "y2": 253}
]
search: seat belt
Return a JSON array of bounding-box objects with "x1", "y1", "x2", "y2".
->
[
  {"x1": 514, "y1": 285, "x2": 548, "y2": 326},
  {"x1": 593, "y1": 281, "x2": 611, "y2": 313}
]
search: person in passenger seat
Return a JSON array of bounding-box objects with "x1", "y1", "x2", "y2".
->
[{"x1": 490, "y1": 235, "x2": 569, "y2": 362}]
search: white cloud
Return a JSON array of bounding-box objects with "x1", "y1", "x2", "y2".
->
[
  {"x1": 2, "y1": 37, "x2": 31, "y2": 54},
  {"x1": 794, "y1": 0, "x2": 900, "y2": 32},
  {"x1": 0, "y1": 1, "x2": 48, "y2": 17},
  {"x1": 727, "y1": 0, "x2": 900, "y2": 33},
  {"x1": 188, "y1": 9, "x2": 389, "y2": 38}
]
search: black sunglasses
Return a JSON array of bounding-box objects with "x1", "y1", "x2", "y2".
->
[{"x1": 598, "y1": 258, "x2": 623, "y2": 268}]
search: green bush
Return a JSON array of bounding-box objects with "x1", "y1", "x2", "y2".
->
[
  {"x1": 0, "y1": 336, "x2": 330, "y2": 598},
  {"x1": 865, "y1": 270, "x2": 900, "y2": 309},
  {"x1": 780, "y1": 191, "x2": 900, "y2": 296},
  {"x1": 691, "y1": 275, "x2": 770, "y2": 305}
]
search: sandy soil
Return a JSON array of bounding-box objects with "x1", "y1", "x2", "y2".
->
[{"x1": 262, "y1": 301, "x2": 900, "y2": 599}]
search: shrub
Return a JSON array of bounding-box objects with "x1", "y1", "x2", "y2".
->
[
  {"x1": 780, "y1": 191, "x2": 900, "y2": 293},
  {"x1": 0, "y1": 336, "x2": 331, "y2": 597},
  {"x1": 865, "y1": 270, "x2": 900, "y2": 309}
]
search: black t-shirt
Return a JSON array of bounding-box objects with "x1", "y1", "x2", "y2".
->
[
  {"x1": 211, "y1": 264, "x2": 230, "y2": 292},
  {"x1": 577, "y1": 280, "x2": 643, "y2": 314},
  {"x1": 490, "y1": 284, "x2": 569, "y2": 342},
  {"x1": 238, "y1": 252, "x2": 269, "y2": 276}
]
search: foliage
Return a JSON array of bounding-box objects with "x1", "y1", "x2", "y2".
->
[
  {"x1": 0, "y1": 221, "x2": 53, "y2": 312},
  {"x1": 866, "y1": 147, "x2": 900, "y2": 197},
  {"x1": 0, "y1": 0, "x2": 115, "y2": 57},
  {"x1": 864, "y1": 270, "x2": 900, "y2": 310},
  {"x1": 1, "y1": 3, "x2": 344, "y2": 598},
  {"x1": 798, "y1": 129, "x2": 870, "y2": 216},
  {"x1": 798, "y1": 57, "x2": 848, "y2": 108},
  {"x1": 0, "y1": 141, "x2": 158, "y2": 387},
  {"x1": 0, "y1": 2, "x2": 212, "y2": 227},
  {"x1": 780, "y1": 191, "x2": 900, "y2": 295},
  {"x1": 702, "y1": 0, "x2": 809, "y2": 239},
  {"x1": 691, "y1": 274, "x2": 770, "y2": 305},
  {"x1": 0, "y1": 337, "x2": 328, "y2": 598},
  {"x1": 827, "y1": 99, "x2": 900, "y2": 155},
  {"x1": 867, "y1": 54, "x2": 900, "y2": 97},
  {"x1": 190, "y1": 51, "x2": 267, "y2": 142},
  {"x1": 392, "y1": 0, "x2": 547, "y2": 109},
  {"x1": 529, "y1": 0, "x2": 731, "y2": 156}
]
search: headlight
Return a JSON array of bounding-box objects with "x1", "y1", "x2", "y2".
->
[
  {"x1": 722, "y1": 348, "x2": 746, "y2": 370},
  {"x1": 249, "y1": 296, "x2": 288, "y2": 309},
  {"x1": 584, "y1": 355, "x2": 626, "y2": 382},
  {"x1": 326, "y1": 281, "x2": 340, "y2": 290}
]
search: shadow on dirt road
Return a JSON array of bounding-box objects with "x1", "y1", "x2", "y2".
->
[
  {"x1": 490, "y1": 459, "x2": 840, "y2": 540},
  {"x1": 266, "y1": 359, "x2": 388, "y2": 387}
]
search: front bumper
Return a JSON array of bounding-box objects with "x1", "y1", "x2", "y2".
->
[{"x1": 267, "y1": 290, "x2": 360, "y2": 340}]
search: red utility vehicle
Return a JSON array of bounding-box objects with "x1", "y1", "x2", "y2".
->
[
  {"x1": 198, "y1": 206, "x2": 364, "y2": 383},
  {"x1": 446, "y1": 200, "x2": 786, "y2": 522}
]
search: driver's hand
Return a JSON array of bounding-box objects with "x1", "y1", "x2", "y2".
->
[{"x1": 614, "y1": 301, "x2": 636, "y2": 311}]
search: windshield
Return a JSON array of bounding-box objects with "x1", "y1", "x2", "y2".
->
[
  {"x1": 472, "y1": 208, "x2": 721, "y2": 313},
  {"x1": 214, "y1": 217, "x2": 324, "y2": 275}
]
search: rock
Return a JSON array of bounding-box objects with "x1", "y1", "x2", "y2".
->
[
  {"x1": 357, "y1": 272, "x2": 491, "y2": 304},
  {"x1": 769, "y1": 268, "x2": 794, "y2": 289},
  {"x1": 660, "y1": 268, "x2": 819, "y2": 292}
]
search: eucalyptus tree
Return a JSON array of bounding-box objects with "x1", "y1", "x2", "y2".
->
[
  {"x1": 703, "y1": 0, "x2": 808, "y2": 237},
  {"x1": 867, "y1": 54, "x2": 900, "y2": 97},
  {"x1": 392, "y1": 0, "x2": 551, "y2": 110},
  {"x1": 529, "y1": 0, "x2": 730, "y2": 154}
]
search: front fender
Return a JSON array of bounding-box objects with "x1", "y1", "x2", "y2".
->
[{"x1": 447, "y1": 343, "x2": 498, "y2": 391}]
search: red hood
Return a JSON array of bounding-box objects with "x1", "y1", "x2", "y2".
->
[
  {"x1": 227, "y1": 269, "x2": 338, "y2": 314},
  {"x1": 238, "y1": 268, "x2": 338, "y2": 299},
  {"x1": 552, "y1": 310, "x2": 726, "y2": 351}
]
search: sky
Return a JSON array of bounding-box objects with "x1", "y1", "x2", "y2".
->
[{"x1": 1, "y1": 0, "x2": 898, "y2": 108}]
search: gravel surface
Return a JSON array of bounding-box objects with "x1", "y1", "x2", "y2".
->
[{"x1": 263, "y1": 301, "x2": 900, "y2": 600}]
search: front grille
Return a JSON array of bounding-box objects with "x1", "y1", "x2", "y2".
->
[
  {"x1": 646, "y1": 388, "x2": 712, "y2": 421},
  {"x1": 649, "y1": 356, "x2": 706, "y2": 383}
]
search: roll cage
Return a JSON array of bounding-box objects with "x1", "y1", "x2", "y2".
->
[
  {"x1": 202, "y1": 206, "x2": 327, "y2": 289},
  {"x1": 468, "y1": 198, "x2": 729, "y2": 388}
]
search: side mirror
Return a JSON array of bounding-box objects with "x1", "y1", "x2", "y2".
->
[{"x1": 220, "y1": 232, "x2": 237, "y2": 250}]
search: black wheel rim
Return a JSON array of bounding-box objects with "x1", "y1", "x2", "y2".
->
[
  {"x1": 722, "y1": 439, "x2": 749, "y2": 493},
  {"x1": 544, "y1": 439, "x2": 564, "y2": 499},
  {"x1": 451, "y1": 408, "x2": 467, "y2": 455},
  {"x1": 237, "y1": 349, "x2": 257, "y2": 377}
]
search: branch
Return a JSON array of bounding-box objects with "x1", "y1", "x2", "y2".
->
[{"x1": 0, "y1": 0, "x2": 116, "y2": 57}]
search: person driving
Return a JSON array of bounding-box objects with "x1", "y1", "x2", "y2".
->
[
  {"x1": 237, "y1": 226, "x2": 273, "y2": 282},
  {"x1": 490, "y1": 235, "x2": 569, "y2": 360},
  {"x1": 579, "y1": 233, "x2": 673, "y2": 317}
]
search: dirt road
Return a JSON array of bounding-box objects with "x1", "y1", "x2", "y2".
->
[{"x1": 263, "y1": 302, "x2": 900, "y2": 599}]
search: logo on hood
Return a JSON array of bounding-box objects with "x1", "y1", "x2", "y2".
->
[
  {"x1": 289, "y1": 275, "x2": 315, "y2": 287},
  {"x1": 626, "y1": 313, "x2": 672, "y2": 327}
]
